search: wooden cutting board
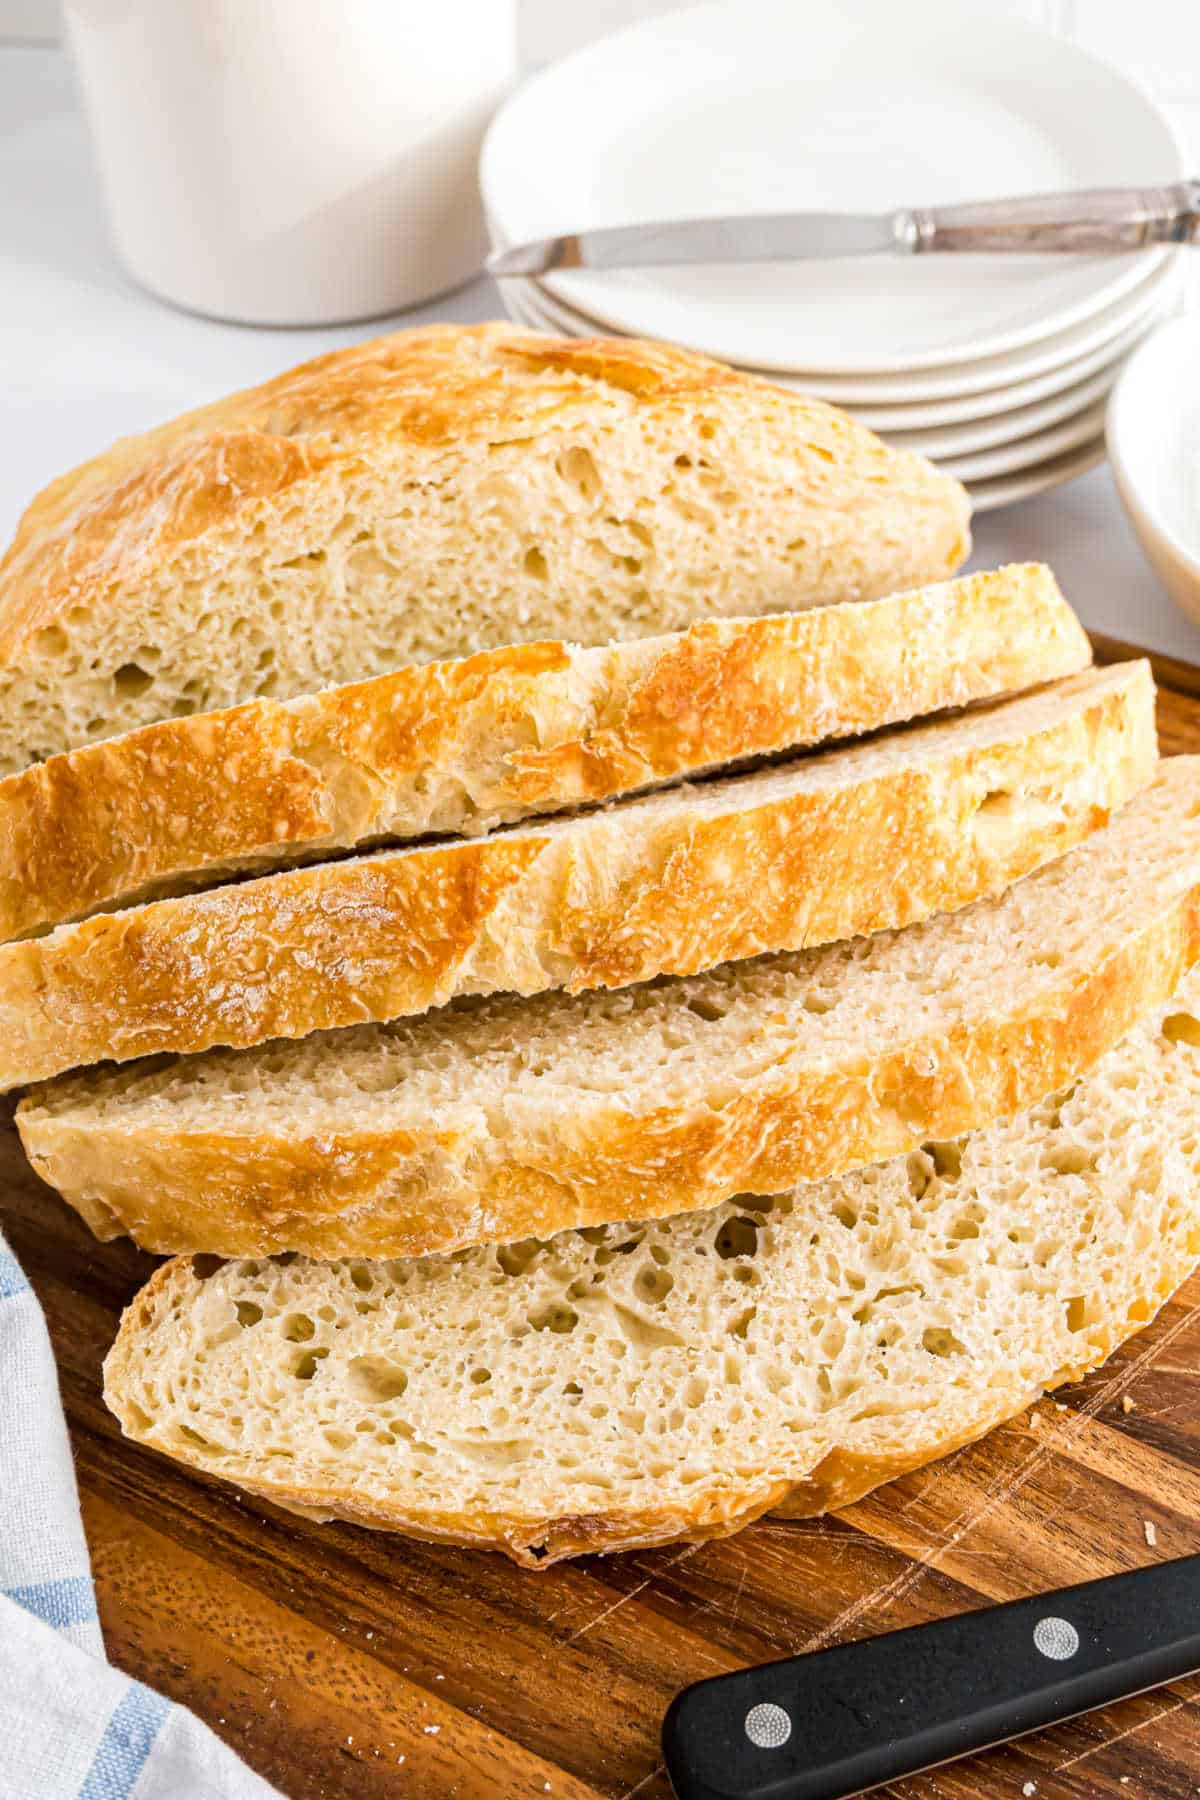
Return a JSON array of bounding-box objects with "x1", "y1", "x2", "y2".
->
[{"x1": 7, "y1": 633, "x2": 1200, "y2": 1800}]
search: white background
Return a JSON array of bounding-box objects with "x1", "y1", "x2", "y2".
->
[
  {"x1": 5, "y1": 0, "x2": 1200, "y2": 155},
  {"x1": 4, "y1": 0, "x2": 1200, "y2": 659}
]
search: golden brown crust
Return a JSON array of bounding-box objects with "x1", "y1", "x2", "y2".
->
[
  {"x1": 102, "y1": 1253, "x2": 1192, "y2": 1566},
  {"x1": 0, "y1": 565, "x2": 1089, "y2": 943},
  {"x1": 0, "y1": 565, "x2": 1101, "y2": 943},
  {"x1": 0, "y1": 323, "x2": 967, "y2": 673},
  {"x1": 0, "y1": 666, "x2": 1152, "y2": 1092},
  {"x1": 31, "y1": 847, "x2": 1199, "y2": 1260}
]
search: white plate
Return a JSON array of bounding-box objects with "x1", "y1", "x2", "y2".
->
[
  {"x1": 851, "y1": 314, "x2": 1164, "y2": 430},
  {"x1": 938, "y1": 397, "x2": 1109, "y2": 483},
  {"x1": 880, "y1": 364, "x2": 1121, "y2": 461},
  {"x1": 481, "y1": 0, "x2": 1181, "y2": 375},
  {"x1": 496, "y1": 250, "x2": 1173, "y2": 414},
  {"x1": 493, "y1": 223, "x2": 1176, "y2": 404},
  {"x1": 759, "y1": 268, "x2": 1172, "y2": 402},
  {"x1": 1107, "y1": 314, "x2": 1200, "y2": 628},
  {"x1": 968, "y1": 437, "x2": 1106, "y2": 512}
]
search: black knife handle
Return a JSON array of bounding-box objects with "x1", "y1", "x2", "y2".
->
[{"x1": 662, "y1": 1553, "x2": 1200, "y2": 1800}]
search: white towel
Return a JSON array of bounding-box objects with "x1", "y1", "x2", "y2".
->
[{"x1": 0, "y1": 1233, "x2": 283, "y2": 1800}]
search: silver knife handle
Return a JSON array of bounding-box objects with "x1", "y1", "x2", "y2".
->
[{"x1": 910, "y1": 180, "x2": 1200, "y2": 253}]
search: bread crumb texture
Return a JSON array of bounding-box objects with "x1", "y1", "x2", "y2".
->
[
  {"x1": 22, "y1": 751, "x2": 1196, "y2": 1259},
  {"x1": 0, "y1": 323, "x2": 969, "y2": 774},
  {"x1": 0, "y1": 563, "x2": 1085, "y2": 943},
  {"x1": 103, "y1": 970, "x2": 1200, "y2": 1563},
  {"x1": 0, "y1": 662, "x2": 1156, "y2": 1088}
]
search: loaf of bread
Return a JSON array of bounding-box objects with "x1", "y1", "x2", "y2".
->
[
  {"x1": 23, "y1": 730, "x2": 1193, "y2": 1265},
  {"x1": 0, "y1": 663, "x2": 1151, "y2": 1091},
  {"x1": 0, "y1": 323, "x2": 970, "y2": 775},
  {"x1": 101, "y1": 972, "x2": 1200, "y2": 1564},
  {"x1": 0, "y1": 563, "x2": 1084, "y2": 942}
]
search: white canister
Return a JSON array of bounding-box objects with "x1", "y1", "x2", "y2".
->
[{"x1": 63, "y1": 0, "x2": 516, "y2": 325}]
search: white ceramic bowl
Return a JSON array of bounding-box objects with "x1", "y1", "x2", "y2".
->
[{"x1": 1108, "y1": 315, "x2": 1200, "y2": 627}]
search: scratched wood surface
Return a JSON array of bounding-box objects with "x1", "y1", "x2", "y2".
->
[{"x1": 5, "y1": 636, "x2": 1200, "y2": 1800}]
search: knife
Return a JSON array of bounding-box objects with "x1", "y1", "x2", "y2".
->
[
  {"x1": 487, "y1": 180, "x2": 1200, "y2": 278},
  {"x1": 662, "y1": 1552, "x2": 1200, "y2": 1799}
]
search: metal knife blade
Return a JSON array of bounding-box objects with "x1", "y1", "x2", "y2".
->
[
  {"x1": 487, "y1": 211, "x2": 910, "y2": 278},
  {"x1": 487, "y1": 182, "x2": 1200, "y2": 279}
]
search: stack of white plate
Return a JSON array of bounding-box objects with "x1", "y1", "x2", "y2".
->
[{"x1": 481, "y1": 0, "x2": 1184, "y2": 511}]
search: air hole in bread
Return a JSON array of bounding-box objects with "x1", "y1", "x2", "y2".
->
[
  {"x1": 611, "y1": 1304, "x2": 684, "y2": 1352},
  {"x1": 634, "y1": 1265, "x2": 674, "y2": 1305},
  {"x1": 293, "y1": 1349, "x2": 328, "y2": 1380},
  {"x1": 924, "y1": 1140, "x2": 963, "y2": 1181},
  {"x1": 33, "y1": 624, "x2": 68, "y2": 658},
  {"x1": 923, "y1": 1326, "x2": 966, "y2": 1358},
  {"x1": 528, "y1": 1302, "x2": 578, "y2": 1335},
  {"x1": 910, "y1": 1152, "x2": 935, "y2": 1195},
  {"x1": 191, "y1": 1255, "x2": 222, "y2": 1281},
  {"x1": 715, "y1": 1216, "x2": 761, "y2": 1260},
  {"x1": 1164, "y1": 1012, "x2": 1200, "y2": 1048},
  {"x1": 347, "y1": 1355, "x2": 408, "y2": 1403},
  {"x1": 555, "y1": 445, "x2": 602, "y2": 501},
  {"x1": 470, "y1": 1368, "x2": 492, "y2": 1385},
  {"x1": 497, "y1": 1239, "x2": 546, "y2": 1278},
  {"x1": 728, "y1": 1306, "x2": 756, "y2": 1340},
  {"x1": 1065, "y1": 1295, "x2": 1088, "y2": 1332},
  {"x1": 282, "y1": 1312, "x2": 315, "y2": 1342},
  {"x1": 1042, "y1": 1144, "x2": 1096, "y2": 1177},
  {"x1": 113, "y1": 662, "x2": 155, "y2": 699},
  {"x1": 177, "y1": 1424, "x2": 215, "y2": 1450},
  {"x1": 594, "y1": 1236, "x2": 644, "y2": 1267},
  {"x1": 685, "y1": 994, "x2": 727, "y2": 1023},
  {"x1": 523, "y1": 546, "x2": 548, "y2": 580},
  {"x1": 236, "y1": 1301, "x2": 262, "y2": 1327}
]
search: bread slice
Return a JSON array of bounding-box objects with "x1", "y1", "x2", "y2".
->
[
  {"x1": 0, "y1": 323, "x2": 969, "y2": 776},
  {"x1": 0, "y1": 563, "x2": 1086, "y2": 943},
  {"x1": 0, "y1": 663, "x2": 1152, "y2": 1092},
  {"x1": 101, "y1": 971, "x2": 1200, "y2": 1565},
  {"x1": 23, "y1": 725, "x2": 1195, "y2": 1267}
]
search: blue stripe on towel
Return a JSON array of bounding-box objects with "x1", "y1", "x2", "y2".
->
[
  {"x1": 78, "y1": 1684, "x2": 170, "y2": 1800},
  {"x1": 6, "y1": 1575, "x2": 97, "y2": 1631},
  {"x1": 0, "y1": 1251, "x2": 28, "y2": 1298}
]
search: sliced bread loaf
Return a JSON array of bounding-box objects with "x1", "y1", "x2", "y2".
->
[
  {"x1": 0, "y1": 563, "x2": 1085, "y2": 942},
  {"x1": 0, "y1": 663, "x2": 1152, "y2": 1090},
  {"x1": 0, "y1": 323, "x2": 969, "y2": 775},
  {"x1": 23, "y1": 733, "x2": 1198, "y2": 1265},
  {"x1": 102, "y1": 971, "x2": 1200, "y2": 1565}
]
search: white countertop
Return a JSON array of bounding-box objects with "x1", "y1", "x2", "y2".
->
[{"x1": 6, "y1": 43, "x2": 1200, "y2": 663}]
